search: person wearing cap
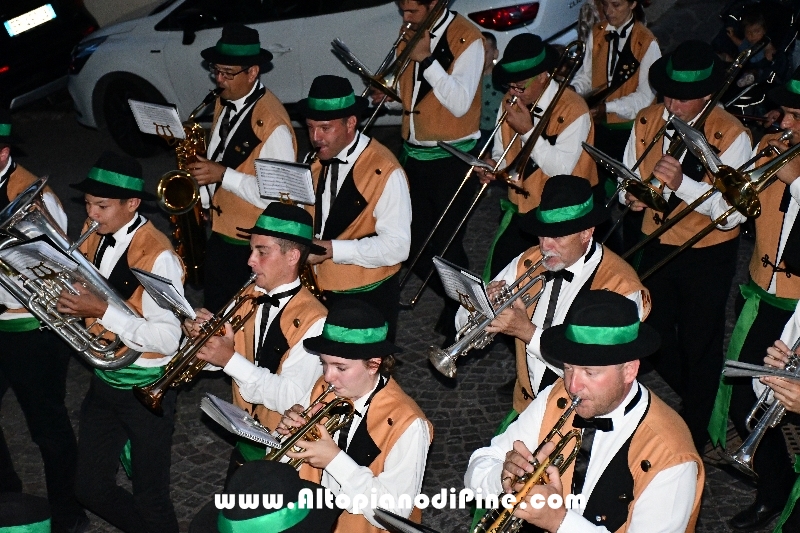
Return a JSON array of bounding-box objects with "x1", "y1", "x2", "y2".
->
[
  {"x1": 456, "y1": 175, "x2": 649, "y2": 414},
  {"x1": 707, "y1": 68, "x2": 800, "y2": 530},
  {"x1": 621, "y1": 39, "x2": 751, "y2": 452},
  {"x1": 477, "y1": 33, "x2": 599, "y2": 283},
  {"x1": 186, "y1": 23, "x2": 297, "y2": 311},
  {"x1": 185, "y1": 202, "x2": 328, "y2": 472},
  {"x1": 59, "y1": 151, "x2": 185, "y2": 532},
  {"x1": 465, "y1": 290, "x2": 704, "y2": 533},
  {"x1": 298, "y1": 75, "x2": 411, "y2": 342},
  {"x1": 277, "y1": 300, "x2": 432, "y2": 533},
  {"x1": 0, "y1": 111, "x2": 87, "y2": 532}
]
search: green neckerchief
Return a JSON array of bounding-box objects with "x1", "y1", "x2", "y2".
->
[
  {"x1": 482, "y1": 198, "x2": 519, "y2": 283},
  {"x1": 400, "y1": 138, "x2": 477, "y2": 163},
  {"x1": 0, "y1": 316, "x2": 41, "y2": 332},
  {"x1": 773, "y1": 456, "x2": 800, "y2": 532},
  {"x1": 94, "y1": 364, "x2": 165, "y2": 390},
  {"x1": 235, "y1": 439, "x2": 268, "y2": 463},
  {"x1": 0, "y1": 518, "x2": 51, "y2": 533},
  {"x1": 331, "y1": 275, "x2": 391, "y2": 294},
  {"x1": 708, "y1": 279, "x2": 798, "y2": 446}
]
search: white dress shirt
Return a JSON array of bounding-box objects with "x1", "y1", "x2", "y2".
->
[
  {"x1": 621, "y1": 107, "x2": 752, "y2": 230},
  {"x1": 316, "y1": 133, "x2": 412, "y2": 268},
  {"x1": 490, "y1": 80, "x2": 591, "y2": 178},
  {"x1": 384, "y1": 10, "x2": 483, "y2": 145},
  {"x1": 201, "y1": 81, "x2": 295, "y2": 209},
  {"x1": 95, "y1": 214, "x2": 184, "y2": 363},
  {"x1": 222, "y1": 278, "x2": 325, "y2": 414},
  {"x1": 456, "y1": 241, "x2": 644, "y2": 393},
  {"x1": 320, "y1": 375, "x2": 431, "y2": 528},
  {"x1": 572, "y1": 17, "x2": 661, "y2": 121},
  {"x1": 465, "y1": 382, "x2": 699, "y2": 533}
]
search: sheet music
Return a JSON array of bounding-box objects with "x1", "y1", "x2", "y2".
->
[
  {"x1": 0, "y1": 238, "x2": 78, "y2": 274},
  {"x1": 200, "y1": 393, "x2": 280, "y2": 448},
  {"x1": 131, "y1": 268, "x2": 196, "y2": 320},
  {"x1": 671, "y1": 117, "x2": 723, "y2": 174},
  {"x1": 254, "y1": 158, "x2": 315, "y2": 205},
  {"x1": 127, "y1": 99, "x2": 185, "y2": 139},
  {"x1": 582, "y1": 142, "x2": 642, "y2": 184},
  {"x1": 432, "y1": 256, "x2": 494, "y2": 318},
  {"x1": 436, "y1": 141, "x2": 494, "y2": 170}
]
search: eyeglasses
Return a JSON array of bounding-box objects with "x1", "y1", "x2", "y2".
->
[
  {"x1": 209, "y1": 65, "x2": 250, "y2": 80},
  {"x1": 505, "y1": 83, "x2": 528, "y2": 94}
]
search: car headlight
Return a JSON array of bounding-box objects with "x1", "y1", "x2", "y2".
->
[{"x1": 68, "y1": 35, "x2": 107, "y2": 75}]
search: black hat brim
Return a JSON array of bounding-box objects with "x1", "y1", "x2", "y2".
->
[
  {"x1": 492, "y1": 46, "x2": 559, "y2": 87},
  {"x1": 235, "y1": 224, "x2": 326, "y2": 255},
  {"x1": 303, "y1": 336, "x2": 401, "y2": 359},
  {"x1": 200, "y1": 47, "x2": 273, "y2": 69},
  {"x1": 540, "y1": 321, "x2": 660, "y2": 369},
  {"x1": 296, "y1": 97, "x2": 370, "y2": 121},
  {"x1": 769, "y1": 84, "x2": 800, "y2": 109},
  {"x1": 521, "y1": 202, "x2": 610, "y2": 238},
  {"x1": 70, "y1": 178, "x2": 156, "y2": 201},
  {"x1": 649, "y1": 56, "x2": 726, "y2": 100}
]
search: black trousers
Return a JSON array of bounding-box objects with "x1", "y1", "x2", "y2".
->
[
  {"x1": 74, "y1": 375, "x2": 178, "y2": 533},
  {"x1": 204, "y1": 232, "x2": 254, "y2": 312},
  {"x1": 729, "y1": 291, "x2": 798, "y2": 505},
  {"x1": 0, "y1": 372, "x2": 22, "y2": 493},
  {"x1": 638, "y1": 238, "x2": 739, "y2": 451},
  {"x1": 322, "y1": 272, "x2": 401, "y2": 343},
  {"x1": 0, "y1": 328, "x2": 84, "y2": 529}
]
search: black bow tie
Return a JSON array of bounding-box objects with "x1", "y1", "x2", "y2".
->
[
  {"x1": 544, "y1": 269, "x2": 574, "y2": 283},
  {"x1": 573, "y1": 414, "x2": 614, "y2": 432},
  {"x1": 99, "y1": 234, "x2": 117, "y2": 247},
  {"x1": 319, "y1": 158, "x2": 346, "y2": 166},
  {"x1": 254, "y1": 294, "x2": 281, "y2": 307}
]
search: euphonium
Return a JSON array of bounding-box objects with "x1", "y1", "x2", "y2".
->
[
  {"x1": 472, "y1": 396, "x2": 583, "y2": 533},
  {"x1": 133, "y1": 272, "x2": 258, "y2": 414},
  {"x1": 156, "y1": 88, "x2": 221, "y2": 286},
  {"x1": 428, "y1": 257, "x2": 547, "y2": 378},
  {"x1": 265, "y1": 384, "x2": 355, "y2": 469}
]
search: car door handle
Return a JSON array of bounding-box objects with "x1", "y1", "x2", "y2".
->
[{"x1": 265, "y1": 44, "x2": 292, "y2": 56}]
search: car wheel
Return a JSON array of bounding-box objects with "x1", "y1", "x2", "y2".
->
[{"x1": 101, "y1": 76, "x2": 169, "y2": 158}]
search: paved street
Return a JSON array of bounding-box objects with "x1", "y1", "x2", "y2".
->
[{"x1": 2, "y1": 0, "x2": 786, "y2": 531}]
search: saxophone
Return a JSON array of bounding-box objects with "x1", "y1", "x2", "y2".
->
[{"x1": 156, "y1": 88, "x2": 221, "y2": 286}]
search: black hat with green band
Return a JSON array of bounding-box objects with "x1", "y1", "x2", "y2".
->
[
  {"x1": 236, "y1": 202, "x2": 325, "y2": 254},
  {"x1": 304, "y1": 300, "x2": 400, "y2": 359},
  {"x1": 649, "y1": 40, "x2": 725, "y2": 100},
  {"x1": 769, "y1": 65, "x2": 800, "y2": 108},
  {"x1": 522, "y1": 175, "x2": 609, "y2": 238},
  {"x1": 0, "y1": 108, "x2": 15, "y2": 145},
  {"x1": 188, "y1": 461, "x2": 341, "y2": 533},
  {"x1": 541, "y1": 290, "x2": 660, "y2": 368},
  {"x1": 200, "y1": 23, "x2": 272, "y2": 68},
  {"x1": 0, "y1": 493, "x2": 51, "y2": 533},
  {"x1": 70, "y1": 151, "x2": 155, "y2": 200},
  {"x1": 492, "y1": 33, "x2": 558, "y2": 87},
  {"x1": 296, "y1": 75, "x2": 369, "y2": 121}
]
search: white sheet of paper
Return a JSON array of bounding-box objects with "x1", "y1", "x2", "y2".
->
[
  {"x1": 433, "y1": 256, "x2": 494, "y2": 318},
  {"x1": 254, "y1": 158, "x2": 315, "y2": 205},
  {"x1": 0, "y1": 239, "x2": 78, "y2": 274},
  {"x1": 200, "y1": 393, "x2": 281, "y2": 448},
  {"x1": 131, "y1": 268, "x2": 196, "y2": 320},
  {"x1": 128, "y1": 99, "x2": 185, "y2": 139}
]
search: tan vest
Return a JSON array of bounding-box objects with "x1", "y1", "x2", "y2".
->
[
  {"x1": 230, "y1": 285, "x2": 327, "y2": 430},
  {"x1": 590, "y1": 21, "x2": 657, "y2": 123},
  {"x1": 539, "y1": 381, "x2": 703, "y2": 533},
  {"x1": 211, "y1": 90, "x2": 297, "y2": 239},
  {"x1": 299, "y1": 375, "x2": 433, "y2": 533},
  {"x1": 636, "y1": 104, "x2": 749, "y2": 247},
  {"x1": 511, "y1": 245, "x2": 650, "y2": 412},
  {"x1": 80, "y1": 220, "x2": 184, "y2": 359},
  {"x1": 500, "y1": 88, "x2": 598, "y2": 214},
  {"x1": 398, "y1": 13, "x2": 482, "y2": 141},
  {"x1": 307, "y1": 140, "x2": 407, "y2": 291}
]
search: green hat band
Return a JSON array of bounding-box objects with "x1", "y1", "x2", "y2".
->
[
  {"x1": 216, "y1": 42, "x2": 261, "y2": 56},
  {"x1": 307, "y1": 93, "x2": 356, "y2": 111},
  {"x1": 0, "y1": 518, "x2": 51, "y2": 533},
  {"x1": 536, "y1": 196, "x2": 593, "y2": 224},
  {"x1": 88, "y1": 167, "x2": 145, "y2": 192},
  {"x1": 322, "y1": 322, "x2": 388, "y2": 344},
  {"x1": 217, "y1": 504, "x2": 309, "y2": 533},
  {"x1": 0, "y1": 123, "x2": 10, "y2": 137},
  {"x1": 501, "y1": 47, "x2": 547, "y2": 73},
  {"x1": 565, "y1": 322, "x2": 639, "y2": 345},
  {"x1": 786, "y1": 79, "x2": 800, "y2": 95},
  {"x1": 665, "y1": 58, "x2": 713, "y2": 83},
  {"x1": 254, "y1": 215, "x2": 312, "y2": 241}
]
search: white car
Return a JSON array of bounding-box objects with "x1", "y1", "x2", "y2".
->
[{"x1": 68, "y1": 0, "x2": 582, "y2": 157}]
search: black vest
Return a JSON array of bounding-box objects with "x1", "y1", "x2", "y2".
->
[
  {"x1": 217, "y1": 87, "x2": 267, "y2": 170},
  {"x1": 314, "y1": 148, "x2": 371, "y2": 240},
  {"x1": 342, "y1": 376, "x2": 388, "y2": 468},
  {"x1": 254, "y1": 286, "x2": 302, "y2": 372},
  {"x1": 0, "y1": 160, "x2": 17, "y2": 212}
]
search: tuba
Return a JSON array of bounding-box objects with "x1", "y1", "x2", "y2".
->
[
  {"x1": 133, "y1": 272, "x2": 258, "y2": 414},
  {"x1": 156, "y1": 88, "x2": 221, "y2": 286},
  {"x1": 0, "y1": 178, "x2": 142, "y2": 369}
]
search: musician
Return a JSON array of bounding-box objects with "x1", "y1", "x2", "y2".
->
[
  {"x1": 59, "y1": 152, "x2": 185, "y2": 533},
  {"x1": 300, "y1": 76, "x2": 411, "y2": 342},
  {"x1": 378, "y1": 0, "x2": 483, "y2": 340},
  {"x1": 456, "y1": 175, "x2": 649, "y2": 414},
  {"x1": 186, "y1": 23, "x2": 297, "y2": 310},
  {"x1": 622, "y1": 40, "x2": 751, "y2": 452},
  {"x1": 709, "y1": 68, "x2": 800, "y2": 530},
  {"x1": 478, "y1": 34, "x2": 598, "y2": 281},
  {"x1": 189, "y1": 202, "x2": 328, "y2": 469},
  {"x1": 0, "y1": 110, "x2": 88, "y2": 532},
  {"x1": 277, "y1": 300, "x2": 432, "y2": 533},
  {"x1": 465, "y1": 290, "x2": 704, "y2": 533}
]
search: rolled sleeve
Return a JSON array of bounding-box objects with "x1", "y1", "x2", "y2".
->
[{"x1": 422, "y1": 39, "x2": 483, "y2": 118}]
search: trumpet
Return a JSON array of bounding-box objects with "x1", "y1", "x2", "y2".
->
[
  {"x1": 472, "y1": 396, "x2": 583, "y2": 533},
  {"x1": 133, "y1": 273, "x2": 259, "y2": 414},
  {"x1": 428, "y1": 257, "x2": 546, "y2": 378},
  {"x1": 265, "y1": 384, "x2": 355, "y2": 469}
]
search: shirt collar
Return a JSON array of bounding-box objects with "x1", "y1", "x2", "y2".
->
[
  {"x1": 230, "y1": 80, "x2": 262, "y2": 112},
  {"x1": 604, "y1": 381, "x2": 644, "y2": 429},
  {"x1": 351, "y1": 374, "x2": 385, "y2": 416},
  {"x1": 563, "y1": 238, "x2": 596, "y2": 276},
  {"x1": 266, "y1": 278, "x2": 301, "y2": 297},
  {"x1": 430, "y1": 9, "x2": 452, "y2": 39},
  {"x1": 110, "y1": 213, "x2": 144, "y2": 242},
  {"x1": 607, "y1": 16, "x2": 634, "y2": 35},
  {"x1": 0, "y1": 157, "x2": 11, "y2": 178},
  {"x1": 333, "y1": 131, "x2": 368, "y2": 164}
]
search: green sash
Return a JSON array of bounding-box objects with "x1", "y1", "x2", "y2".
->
[
  {"x1": 482, "y1": 199, "x2": 518, "y2": 283},
  {"x1": 95, "y1": 364, "x2": 165, "y2": 390},
  {"x1": 331, "y1": 275, "x2": 391, "y2": 294},
  {"x1": 0, "y1": 316, "x2": 41, "y2": 332},
  {"x1": 400, "y1": 138, "x2": 477, "y2": 163},
  {"x1": 235, "y1": 439, "x2": 268, "y2": 462}
]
